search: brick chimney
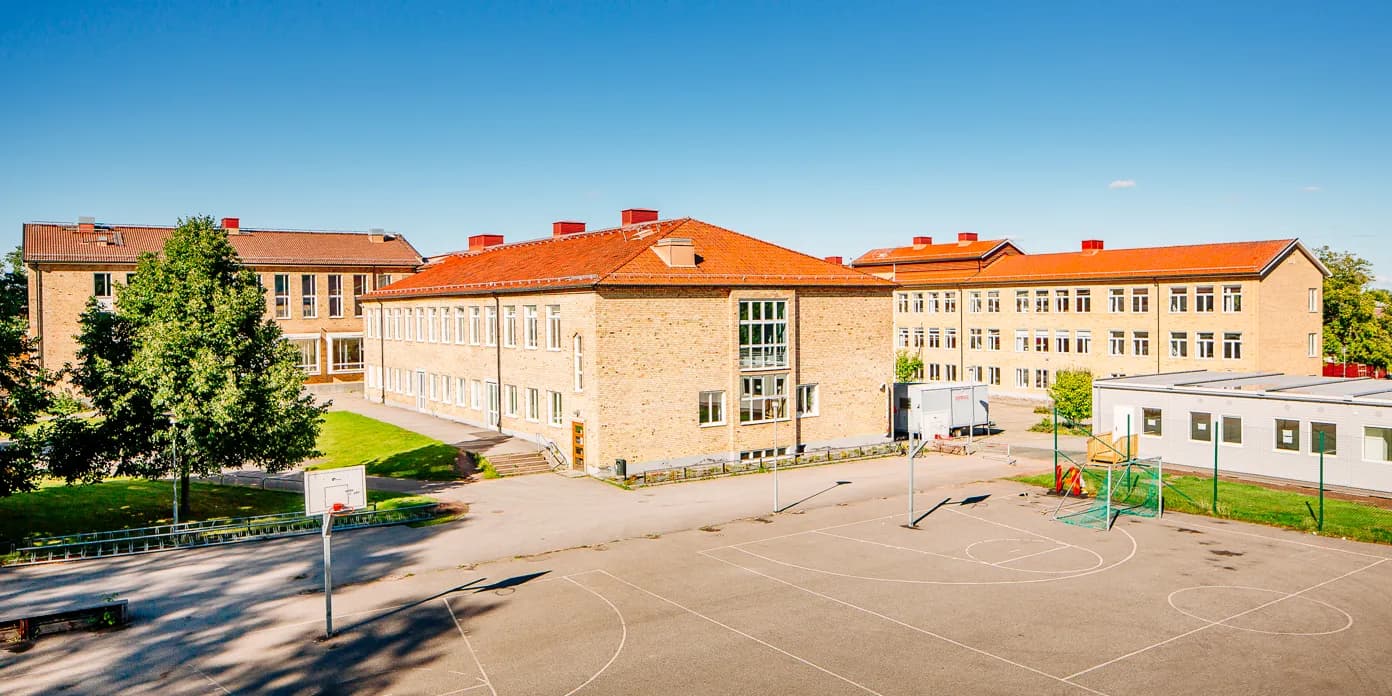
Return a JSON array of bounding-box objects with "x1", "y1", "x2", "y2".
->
[
  {"x1": 912, "y1": 236, "x2": 933, "y2": 246},
  {"x1": 553, "y1": 221, "x2": 587, "y2": 237},
  {"x1": 368, "y1": 227, "x2": 386, "y2": 243},
  {"x1": 957, "y1": 232, "x2": 978, "y2": 242},
  {"x1": 621, "y1": 208, "x2": 659, "y2": 226},
  {"x1": 824, "y1": 256, "x2": 843, "y2": 265},
  {"x1": 220, "y1": 217, "x2": 241, "y2": 234},
  {"x1": 78, "y1": 216, "x2": 95, "y2": 234},
  {"x1": 468, "y1": 234, "x2": 505, "y2": 251},
  {"x1": 652, "y1": 237, "x2": 696, "y2": 268},
  {"x1": 1081, "y1": 239, "x2": 1105, "y2": 253}
]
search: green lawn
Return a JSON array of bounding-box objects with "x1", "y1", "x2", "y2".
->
[
  {"x1": 1013, "y1": 472, "x2": 1392, "y2": 545},
  {"x1": 0, "y1": 477, "x2": 432, "y2": 548},
  {"x1": 307, "y1": 411, "x2": 462, "y2": 480}
]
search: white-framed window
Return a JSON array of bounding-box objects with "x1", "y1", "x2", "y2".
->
[
  {"x1": 1197, "y1": 332, "x2": 1215, "y2": 359},
  {"x1": 967, "y1": 365, "x2": 982, "y2": 382},
  {"x1": 284, "y1": 334, "x2": 320, "y2": 375},
  {"x1": 1311, "y1": 422, "x2": 1336, "y2": 455},
  {"x1": 469, "y1": 306, "x2": 481, "y2": 344},
  {"x1": 546, "y1": 305, "x2": 561, "y2": 350},
  {"x1": 986, "y1": 291, "x2": 1000, "y2": 312},
  {"x1": 427, "y1": 308, "x2": 438, "y2": 342},
  {"x1": 1015, "y1": 368, "x2": 1029, "y2": 388},
  {"x1": 1109, "y1": 330, "x2": 1125, "y2": 356},
  {"x1": 1222, "y1": 416, "x2": 1242, "y2": 445},
  {"x1": 1108, "y1": 288, "x2": 1125, "y2": 313},
  {"x1": 504, "y1": 384, "x2": 518, "y2": 417},
  {"x1": 1191, "y1": 412, "x2": 1212, "y2": 442},
  {"x1": 523, "y1": 305, "x2": 538, "y2": 349},
  {"x1": 897, "y1": 293, "x2": 910, "y2": 313},
  {"x1": 1142, "y1": 408, "x2": 1162, "y2": 436},
  {"x1": 1222, "y1": 285, "x2": 1243, "y2": 313},
  {"x1": 1055, "y1": 330, "x2": 1070, "y2": 353},
  {"x1": 429, "y1": 373, "x2": 439, "y2": 401},
  {"x1": 573, "y1": 335, "x2": 584, "y2": 392},
  {"x1": 471, "y1": 380, "x2": 482, "y2": 409},
  {"x1": 502, "y1": 306, "x2": 517, "y2": 347},
  {"x1": 1034, "y1": 289, "x2": 1050, "y2": 313},
  {"x1": 456, "y1": 377, "x2": 467, "y2": 406},
  {"x1": 1034, "y1": 329, "x2": 1049, "y2": 353},
  {"x1": 943, "y1": 292, "x2": 957, "y2": 313},
  {"x1": 440, "y1": 307, "x2": 451, "y2": 343},
  {"x1": 484, "y1": 306, "x2": 498, "y2": 346},
  {"x1": 739, "y1": 373, "x2": 787, "y2": 423},
  {"x1": 394, "y1": 308, "x2": 404, "y2": 340},
  {"x1": 987, "y1": 366, "x2": 1001, "y2": 385},
  {"x1": 1169, "y1": 287, "x2": 1187, "y2": 313},
  {"x1": 405, "y1": 309, "x2": 416, "y2": 341},
  {"x1": 441, "y1": 375, "x2": 451, "y2": 403},
  {"x1": 1076, "y1": 330, "x2": 1091, "y2": 354},
  {"x1": 987, "y1": 329, "x2": 1001, "y2": 351},
  {"x1": 1275, "y1": 418, "x2": 1300, "y2": 452},
  {"x1": 328, "y1": 275, "x2": 344, "y2": 318},
  {"x1": 912, "y1": 327, "x2": 925, "y2": 348},
  {"x1": 896, "y1": 327, "x2": 909, "y2": 349},
  {"x1": 912, "y1": 292, "x2": 925, "y2": 313},
  {"x1": 455, "y1": 308, "x2": 467, "y2": 344},
  {"x1": 1223, "y1": 332, "x2": 1243, "y2": 360},
  {"x1": 1015, "y1": 329, "x2": 1029, "y2": 352},
  {"x1": 926, "y1": 292, "x2": 940, "y2": 313},
  {"x1": 526, "y1": 387, "x2": 541, "y2": 422},
  {"x1": 969, "y1": 328, "x2": 983, "y2": 350},
  {"x1": 548, "y1": 390, "x2": 564, "y2": 427},
  {"x1": 945, "y1": 328, "x2": 958, "y2": 349},
  {"x1": 1363, "y1": 426, "x2": 1392, "y2": 463},
  {"x1": 1133, "y1": 331, "x2": 1150, "y2": 356},
  {"x1": 352, "y1": 274, "x2": 369, "y2": 317},
  {"x1": 375, "y1": 273, "x2": 393, "y2": 289},
  {"x1": 301, "y1": 275, "x2": 318, "y2": 318},
  {"x1": 93, "y1": 272, "x2": 113, "y2": 299},
  {"x1": 927, "y1": 328, "x2": 940, "y2": 349},
  {"x1": 1131, "y1": 287, "x2": 1149, "y2": 313},
  {"x1": 928, "y1": 363, "x2": 942, "y2": 380},
  {"x1": 274, "y1": 274, "x2": 291, "y2": 319},
  {"x1": 739, "y1": 300, "x2": 788, "y2": 369},
  {"x1": 1308, "y1": 288, "x2": 1320, "y2": 313},
  {"x1": 1195, "y1": 286, "x2": 1215, "y2": 312},
  {"x1": 969, "y1": 291, "x2": 982, "y2": 313},
  {"x1": 740, "y1": 447, "x2": 788, "y2": 461},
  {"x1": 1034, "y1": 369, "x2": 1050, "y2": 389},
  {"x1": 1074, "y1": 289, "x2": 1091, "y2": 313},
  {"x1": 1308, "y1": 333, "x2": 1319, "y2": 358},
  {"x1": 1015, "y1": 290, "x2": 1029, "y2": 313},
  {"x1": 1054, "y1": 289, "x2": 1070, "y2": 313},
  {"x1": 699, "y1": 390, "x2": 725, "y2": 426},
  {"x1": 945, "y1": 364, "x2": 958, "y2": 381},
  {"x1": 1170, "y1": 332, "x2": 1188, "y2": 358},
  {"x1": 327, "y1": 333, "x2": 364, "y2": 373}
]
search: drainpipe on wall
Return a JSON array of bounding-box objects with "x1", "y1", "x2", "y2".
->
[
  {"x1": 958, "y1": 285, "x2": 966, "y2": 381},
  {"x1": 493, "y1": 293, "x2": 503, "y2": 433},
  {"x1": 1155, "y1": 278, "x2": 1161, "y2": 375},
  {"x1": 376, "y1": 299, "x2": 386, "y2": 404}
]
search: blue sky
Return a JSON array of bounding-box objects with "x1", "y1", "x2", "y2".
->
[{"x1": 3, "y1": 2, "x2": 1389, "y2": 280}]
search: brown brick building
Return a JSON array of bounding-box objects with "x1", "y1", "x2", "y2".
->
[
  {"x1": 360, "y1": 209, "x2": 895, "y2": 474},
  {"x1": 22, "y1": 216, "x2": 423, "y2": 384}
]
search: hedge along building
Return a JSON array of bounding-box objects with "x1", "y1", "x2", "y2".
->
[
  {"x1": 853, "y1": 234, "x2": 1329, "y2": 398},
  {"x1": 22, "y1": 217, "x2": 423, "y2": 384},
  {"x1": 360, "y1": 209, "x2": 895, "y2": 475}
]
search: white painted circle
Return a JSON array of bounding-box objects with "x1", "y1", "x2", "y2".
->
[{"x1": 1167, "y1": 585, "x2": 1353, "y2": 636}]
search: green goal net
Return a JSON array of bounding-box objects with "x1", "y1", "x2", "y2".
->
[{"x1": 1054, "y1": 457, "x2": 1163, "y2": 530}]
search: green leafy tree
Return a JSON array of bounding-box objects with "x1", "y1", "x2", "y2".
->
[
  {"x1": 59, "y1": 215, "x2": 326, "y2": 511},
  {"x1": 1048, "y1": 369, "x2": 1093, "y2": 426},
  {"x1": 894, "y1": 350, "x2": 924, "y2": 382},
  {"x1": 1317, "y1": 246, "x2": 1392, "y2": 368}
]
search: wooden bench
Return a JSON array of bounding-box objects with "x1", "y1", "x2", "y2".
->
[{"x1": 0, "y1": 599, "x2": 129, "y2": 645}]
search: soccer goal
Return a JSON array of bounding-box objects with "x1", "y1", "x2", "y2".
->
[{"x1": 1053, "y1": 457, "x2": 1163, "y2": 530}]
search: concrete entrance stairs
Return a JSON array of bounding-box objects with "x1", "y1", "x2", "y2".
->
[{"x1": 487, "y1": 450, "x2": 553, "y2": 477}]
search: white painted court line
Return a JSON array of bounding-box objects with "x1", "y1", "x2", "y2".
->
[
  {"x1": 433, "y1": 683, "x2": 492, "y2": 696},
  {"x1": 593, "y1": 569, "x2": 887, "y2": 696},
  {"x1": 1158, "y1": 518, "x2": 1392, "y2": 561},
  {"x1": 191, "y1": 665, "x2": 233, "y2": 694},
  {"x1": 443, "y1": 597, "x2": 499, "y2": 696},
  {"x1": 1064, "y1": 557, "x2": 1389, "y2": 682},
  {"x1": 1166, "y1": 585, "x2": 1354, "y2": 637},
  {"x1": 560, "y1": 576, "x2": 629, "y2": 696},
  {"x1": 813, "y1": 529, "x2": 979, "y2": 564},
  {"x1": 699, "y1": 550, "x2": 1110, "y2": 696},
  {"x1": 699, "y1": 513, "x2": 902, "y2": 553}
]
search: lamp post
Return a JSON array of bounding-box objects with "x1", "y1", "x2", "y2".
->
[{"x1": 168, "y1": 414, "x2": 180, "y2": 527}]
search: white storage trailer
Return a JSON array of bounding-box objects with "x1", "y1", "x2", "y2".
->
[{"x1": 893, "y1": 382, "x2": 991, "y2": 439}]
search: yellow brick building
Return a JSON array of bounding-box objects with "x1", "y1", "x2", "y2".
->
[
  {"x1": 852, "y1": 233, "x2": 1328, "y2": 398},
  {"x1": 361, "y1": 210, "x2": 895, "y2": 474},
  {"x1": 22, "y1": 217, "x2": 423, "y2": 384}
]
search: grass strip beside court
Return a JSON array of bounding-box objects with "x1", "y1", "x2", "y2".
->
[
  {"x1": 0, "y1": 478, "x2": 435, "y2": 548},
  {"x1": 1012, "y1": 471, "x2": 1392, "y2": 545},
  {"x1": 307, "y1": 411, "x2": 461, "y2": 480}
]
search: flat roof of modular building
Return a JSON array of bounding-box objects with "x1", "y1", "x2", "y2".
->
[{"x1": 1094, "y1": 371, "x2": 1392, "y2": 407}]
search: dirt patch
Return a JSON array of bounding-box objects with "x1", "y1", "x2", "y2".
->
[{"x1": 1209, "y1": 549, "x2": 1244, "y2": 557}]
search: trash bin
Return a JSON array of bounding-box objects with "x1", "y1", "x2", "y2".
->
[{"x1": 614, "y1": 458, "x2": 627, "y2": 479}]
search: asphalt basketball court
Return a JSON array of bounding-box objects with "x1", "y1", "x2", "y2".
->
[{"x1": 6, "y1": 478, "x2": 1391, "y2": 695}]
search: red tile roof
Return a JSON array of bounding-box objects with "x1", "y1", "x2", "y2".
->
[
  {"x1": 851, "y1": 239, "x2": 1020, "y2": 266},
  {"x1": 890, "y1": 239, "x2": 1323, "y2": 286},
  {"x1": 22, "y1": 221, "x2": 424, "y2": 267},
  {"x1": 366, "y1": 218, "x2": 892, "y2": 298}
]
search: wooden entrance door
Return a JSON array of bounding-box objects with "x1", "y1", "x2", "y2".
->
[{"x1": 571, "y1": 421, "x2": 585, "y2": 471}]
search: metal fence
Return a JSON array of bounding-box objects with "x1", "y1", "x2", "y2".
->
[
  {"x1": 622, "y1": 442, "x2": 908, "y2": 487},
  {"x1": 4, "y1": 503, "x2": 441, "y2": 567}
]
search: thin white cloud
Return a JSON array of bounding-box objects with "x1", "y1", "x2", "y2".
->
[
  {"x1": 1108, "y1": 179, "x2": 1136, "y2": 190},
  {"x1": 1302, "y1": 185, "x2": 1321, "y2": 192}
]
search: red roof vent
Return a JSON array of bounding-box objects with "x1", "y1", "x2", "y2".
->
[
  {"x1": 621, "y1": 208, "x2": 659, "y2": 226},
  {"x1": 957, "y1": 232, "x2": 978, "y2": 242},
  {"x1": 552, "y1": 221, "x2": 587, "y2": 237},
  {"x1": 468, "y1": 234, "x2": 506, "y2": 251},
  {"x1": 1081, "y1": 239, "x2": 1105, "y2": 252},
  {"x1": 77, "y1": 216, "x2": 95, "y2": 234},
  {"x1": 221, "y1": 217, "x2": 241, "y2": 234},
  {"x1": 824, "y1": 256, "x2": 844, "y2": 265},
  {"x1": 912, "y1": 236, "x2": 933, "y2": 246}
]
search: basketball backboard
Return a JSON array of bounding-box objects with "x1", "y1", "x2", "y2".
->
[{"x1": 304, "y1": 466, "x2": 367, "y2": 515}]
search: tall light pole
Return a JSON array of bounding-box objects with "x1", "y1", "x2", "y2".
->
[{"x1": 169, "y1": 414, "x2": 180, "y2": 527}]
